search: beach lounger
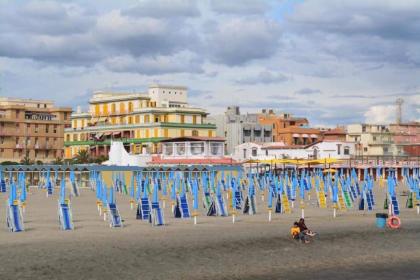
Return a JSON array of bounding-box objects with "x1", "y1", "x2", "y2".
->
[
  {"x1": 275, "y1": 195, "x2": 282, "y2": 213},
  {"x1": 108, "y1": 203, "x2": 123, "y2": 228},
  {"x1": 173, "y1": 198, "x2": 182, "y2": 218},
  {"x1": 0, "y1": 179, "x2": 6, "y2": 193},
  {"x1": 58, "y1": 201, "x2": 74, "y2": 230},
  {"x1": 47, "y1": 181, "x2": 53, "y2": 196},
  {"x1": 234, "y1": 190, "x2": 242, "y2": 210},
  {"x1": 365, "y1": 191, "x2": 374, "y2": 211},
  {"x1": 179, "y1": 194, "x2": 190, "y2": 218},
  {"x1": 391, "y1": 195, "x2": 400, "y2": 215},
  {"x1": 243, "y1": 196, "x2": 250, "y2": 214},
  {"x1": 140, "y1": 197, "x2": 151, "y2": 220},
  {"x1": 151, "y1": 208, "x2": 165, "y2": 226},
  {"x1": 6, "y1": 201, "x2": 24, "y2": 232},
  {"x1": 71, "y1": 181, "x2": 80, "y2": 197},
  {"x1": 215, "y1": 194, "x2": 227, "y2": 216}
]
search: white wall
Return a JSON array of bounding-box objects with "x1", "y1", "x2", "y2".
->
[{"x1": 148, "y1": 85, "x2": 187, "y2": 107}]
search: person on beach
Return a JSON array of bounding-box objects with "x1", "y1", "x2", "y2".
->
[
  {"x1": 291, "y1": 222, "x2": 310, "y2": 243},
  {"x1": 298, "y1": 218, "x2": 316, "y2": 237}
]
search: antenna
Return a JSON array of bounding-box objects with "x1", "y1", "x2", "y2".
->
[{"x1": 396, "y1": 98, "x2": 404, "y2": 124}]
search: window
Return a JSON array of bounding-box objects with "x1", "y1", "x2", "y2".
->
[
  {"x1": 192, "y1": 130, "x2": 198, "y2": 136},
  {"x1": 254, "y1": 129, "x2": 261, "y2": 137},
  {"x1": 252, "y1": 148, "x2": 257, "y2": 157},
  {"x1": 180, "y1": 115, "x2": 185, "y2": 123},
  {"x1": 66, "y1": 134, "x2": 70, "y2": 142},
  {"x1": 15, "y1": 137, "x2": 19, "y2": 145},
  {"x1": 154, "y1": 116, "x2": 159, "y2": 123},
  {"x1": 337, "y1": 144, "x2": 341, "y2": 155},
  {"x1": 243, "y1": 129, "x2": 251, "y2": 137},
  {"x1": 144, "y1": 115, "x2": 150, "y2": 123},
  {"x1": 191, "y1": 142, "x2": 204, "y2": 155},
  {"x1": 383, "y1": 147, "x2": 389, "y2": 153},
  {"x1": 193, "y1": 115, "x2": 197, "y2": 124},
  {"x1": 35, "y1": 124, "x2": 38, "y2": 133},
  {"x1": 111, "y1": 103, "x2": 116, "y2": 113},
  {"x1": 37, "y1": 104, "x2": 40, "y2": 108},
  {"x1": 373, "y1": 136, "x2": 376, "y2": 141},
  {"x1": 364, "y1": 147, "x2": 368, "y2": 152},
  {"x1": 53, "y1": 125, "x2": 57, "y2": 133},
  {"x1": 45, "y1": 125, "x2": 49, "y2": 133},
  {"x1": 243, "y1": 149, "x2": 247, "y2": 158},
  {"x1": 344, "y1": 146, "x2": 350, "y2": 155},
  {"x1": 128, "y1": 102, "x2": 133, "y2": 112},
  {"x1": 15, "y1": 123, "x2": 19, "y2": 132}
]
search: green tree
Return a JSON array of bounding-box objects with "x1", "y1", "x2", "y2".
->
[{"x1": 52, "y1": 157, "x2": 63, "y2": 165}]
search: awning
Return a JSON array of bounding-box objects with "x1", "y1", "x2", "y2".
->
[
  {"x1": 310, "y1": 134, "x2": 318, "y2": 138},
  {"x1": 302, "y1": 134, "x2": 309, "y2": 138},
  {"x1": 113, "y1": 131, "x2": 121, "y2": 136},
  {"x1": 104, "y1": 132, "x2": 112, "y2": 136},
  {"x1": 292, "y1": 133, "x2": 300, "y2": 137},
  {"x1": 95, "y1": 132, "x2": 104, "y2": 139}
]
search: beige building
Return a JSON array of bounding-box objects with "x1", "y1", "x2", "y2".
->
[
  {"x1": 0, "y1": 97, "x2": 72, "y2": 163},
  {"x1": 64, "y1": 84, "x2": 216, "y2": 159},
  {"x1": 346, "y1": 124, "x2": 401, "y2": 157}
]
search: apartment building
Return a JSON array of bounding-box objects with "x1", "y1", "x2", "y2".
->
[
  {"x1": 0, "y1": 97, "x2": 71, "y2": 163},
  {"x1": 346, "y1": 124, "x2": 399, "y2": 156},
  {"x1": 209, "y1": 106, "x2": 273, "y2": 155}
]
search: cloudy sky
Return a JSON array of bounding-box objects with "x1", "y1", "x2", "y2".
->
[{"x1": 0, "y1": 0, "x2": 419, "y2": 126}]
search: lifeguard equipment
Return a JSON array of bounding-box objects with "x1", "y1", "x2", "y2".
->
[{"x1": 387, "y1": 216, "x2": 401, "y2": 229}]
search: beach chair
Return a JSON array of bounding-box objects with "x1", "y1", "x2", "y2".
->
[
  {"x1": 243, "y1": 196, "x2": 250, "y2": 214},
  {"x1": 108, "y1": 203, "x2": 123, "y2": 228},
  {"x1": 136, "y1": 203, "x2": 142, "y2": 220},
  {"x1": 234, "y1": 190, "x2": 242, "y2": 210},
  {"x1": 71, "y1": 181, "x2": 80, "y2": 197},
  {"x1": 150, "y1": 208, "x2": 165, "y2": 226},
  {"x1": 391, "y1": 195, "x2": 400, "y2": 215},
  {"x1": 249, "y1": 195, "x2": 257, "y2": 214},
  {"x1": 365, "y1": 191, "x2": 374, "y2": 211},
  {"x1": 47, "y1": 181, "x2": 53, "y2": 196},
  {"x1": 275, "y1": 195, "x2": 282, "y2": 213},
  {"x1": 215, "y1": 194, "x2": 227, "y2": 217},
  {"x1": 179, "y1": 194, "x2": 190, "y2": 218},
  {"x1": 203, "y1": 192, "x2": 212, "y2": 210},
  {"x1": 0, "y1": 179, "x2": 6, "y2": 193},
  {"x1": 173, "y1": 198, "x2": 182, "y2": 218},
  {"x1": 58, "y1": 200, "x2": 74, "y2": 231},
  {"x1": 207, "y1": 201, "x2": 216, "y2": 216},
  {"x1": 6, "y1": 200, "x2": 24, "y2": 232},
  {"x1": 140, "y1": 197, "x2": 151, "y2": 220}
]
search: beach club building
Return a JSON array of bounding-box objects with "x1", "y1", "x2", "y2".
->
[
  {"x1": 232, "y1": 140, "x2": 355, "y2": 162},
  {"x1": 64, "y1": 84, "x2": 217, "y2": 159}
]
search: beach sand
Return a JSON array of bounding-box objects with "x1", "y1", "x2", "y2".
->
[{"x1": 1, "y1": 185, "x2": 420, "y2": 280}]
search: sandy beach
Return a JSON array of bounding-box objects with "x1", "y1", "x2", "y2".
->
[{"x1": 1, "y1": 185, "x2": 420, "y2": 280}]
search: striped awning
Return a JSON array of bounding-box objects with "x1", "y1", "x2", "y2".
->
[
  {"x1": 302, "y1": 134, "x2": 309, "y2": 137},
  {"x1": 310, "y1": 134, "x2": 318, "y2": 138},
  {"x1": 292, "y1": 133, "x2": 300, "y2": 137}
]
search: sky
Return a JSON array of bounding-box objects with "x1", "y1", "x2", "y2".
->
[{"x1": 0, "y1": 0, "x2": 419, "y2": 126}]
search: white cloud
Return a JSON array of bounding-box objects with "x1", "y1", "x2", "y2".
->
[{"x1": 364, "y1": 105, "x2": 396, "y2": 124}]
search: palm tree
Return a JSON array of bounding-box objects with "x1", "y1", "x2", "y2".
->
[
  {"x1": 74, "y1": 149, "x2": 90, "y2": 164},
  {"x1": 52, "y1": 157, "x2": 63, "y2": 165},
  {"x1": 20, "y1": 152, "x2": 33, "y2": 165}
]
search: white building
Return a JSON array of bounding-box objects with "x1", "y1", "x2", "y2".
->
[{"x1": 232, "y1": 140, "x2": 355, "y2": 162}]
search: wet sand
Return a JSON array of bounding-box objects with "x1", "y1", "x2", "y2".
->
[{"x1": 1, "y1": 186, "x2": 420, "y2": 280}]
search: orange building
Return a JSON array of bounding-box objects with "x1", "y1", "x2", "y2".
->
[{"x1": 257, "y1": 110, "x2": 321, "y2": 145}]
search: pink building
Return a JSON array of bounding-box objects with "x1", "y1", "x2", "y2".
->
[{"x1": 390, "y1": 122, "x2": 420, "y2": 156}]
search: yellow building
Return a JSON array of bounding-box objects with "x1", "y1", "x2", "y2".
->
[{"x1": 64, "y1": 84, "x2": 216, "y2": 159}]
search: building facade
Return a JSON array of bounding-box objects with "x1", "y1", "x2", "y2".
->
[
  {"x1": 232, "y1": 140, "x2": 355, "y2": 162},
  {"x1": 258, "y1": 109, "x2": 322, "y2": 146},
  {"x1": 0, "y1": 98, "x2": 71, "y2": 163},
  {"x1": 209, "y1": 106, "x2": 273, "y2": 155},
  {"x1": 346, "y1": 124, "x2": 399, "y2": 157},
  {"x1": 64, "y1": 85, "x2": 216, "y2": 159},
  {"x1": 389, "y1": 122, "x2": 420, "y2": 156}
]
